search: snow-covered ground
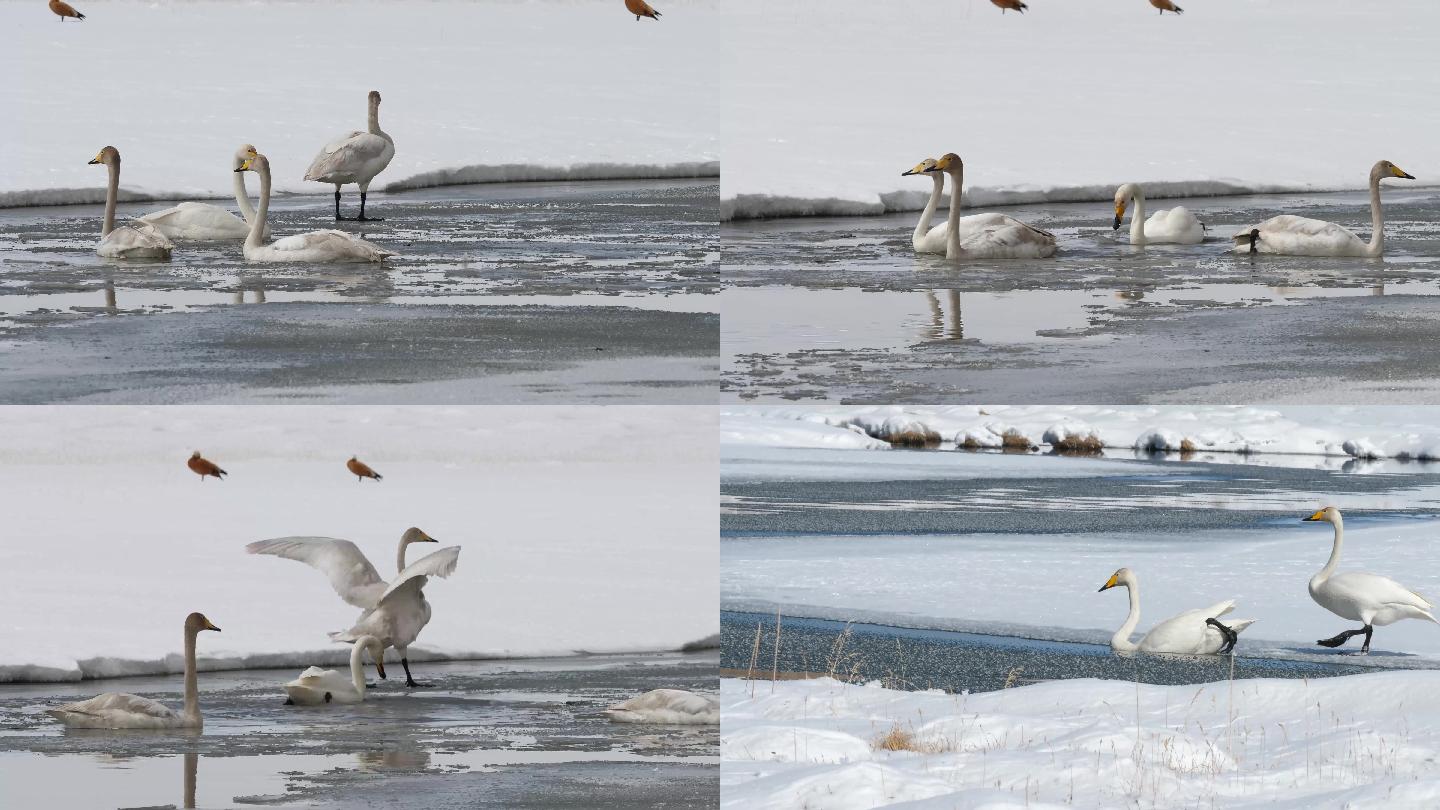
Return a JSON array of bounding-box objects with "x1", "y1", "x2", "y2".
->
[
  {"x1": 721, "y1": 673, "x2": 1440, "y2": 808},
  {"x1": 0, "y1": 0, "x2": 717, "y2": 207},
  {"x1": 722, "y1": 406, "x2": 1440, "y2": 466},
  {"x1": 0, "y1": 405, "x2": 717, "y2": 682},
  {"x1": 722, "y1": 0, "x2": 1440, "y2": 219}
]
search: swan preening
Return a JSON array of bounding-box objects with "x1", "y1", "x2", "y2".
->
[
  {"x1": 1233, "y1": 161, "x2": 1415, "y2": 257},
  {"x1": 625, "y1": 0, "x2": 661, "y2": 21},
  {"x1": 88, "y1": 147, "x2": 175, "y2": 260},
  {"x1": 905, "y1": 153, "x2": 1056, "y2": 260},
  {"x1": 305, "y1": 90, "x2": 395, "y2": 221},
  {"x1": 138, "y1": 145, "x2": 268, "y2": 241},
  {"x1": 238, "y1": 150, "x2": 396, "y2": 263},
  {"x1": 47, "y1": 613, "x2": 220, "y2": 729},
  {"x1": 1304, "y1": 507, "x2": 1437, "y2": 654},
  {"x1": 50, "y1": 0, "x2": 84, "y2": 20},
  {"x1": 246, "y1": 528, "x2": 459, "y2": 687},
  {"x1": 284, "y1": 636, "x2": 386, "y2": 705},
  {"x1": 1099, "y1": 568, "x2": 1254, "y2": 655},
  {"x1": 605, "y1": 689, "x2": 718, "y2": 724},
  {"x1": 187, "y1": 451, "x2": 227, "y2": 481},
  {"x1": 1112, "y1": 183, "x2": 1204, "y2": 245}
]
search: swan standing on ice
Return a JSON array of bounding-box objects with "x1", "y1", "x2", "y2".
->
[
  {"x1": 923, "y1": 154, "x2": 1056, "y2": 260},
  {"x1": 1303, "y1": 507, "x2": 1437, "y2": 654},
  {"x1": 246, "y1": 528, "x2": 460, "y2": 687},
  {"x1": 1099, "y1": 568, "x2": 1253, "y2": 654},
  {"x1": 605, "y1": 689, "x2": 718, "y2": 724},
  {"x1": 46, "y1": 613, "x2": 221, "y2": 729},
  {"x1": 238, "y1": 151, "x2": 396, "y2": 263},
  {"x1": 305, "y1": 90, "x2": 395, "y2": 221},
  {"x1": 88, "y1": 147, "x2": 174, "y2": 260},
  {"x1": 284, "y1": 636, "x2": 386, "y2": 705},
  {"x1": 49, "y1": 0, "x2": 84, "y2": 21},
  {"x1": 1112, "y1": 183, "x2": 1204, "y2": 245},
  {"x1": 346, "y1": 456, "x2": 383, "y2": 482},
  {"x1": 1149, "y1": 0, "x2": 1183, "y2": 14},
  {"x1": 625, "y1": 0, "x2": 661, "y2": 21},
  {"x1": 137, "y1": 145, "x2": 269, "y2": 241},
  {"x1": 1232, "y1": 161, "x2": 1414, "y2": 257},
  {"x1": 903, "y1": 158, "x2": 1039, "y2": 255}
]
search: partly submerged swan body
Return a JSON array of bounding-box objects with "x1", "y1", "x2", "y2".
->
[
  {"x1": 1099, "y1": 568, "x2": 1253, "y2": 655},
  {"x1": 1303, "y1": 506, "x2": 1437, "y2": 654},
  {"x1": 247, "y1": 528, "x2": 458, "y2": 686},
  {"x1": 605, "y1": 689, "x2": 718, "y2": 724},
  {"x1": 88, "y1": 146, "x2": 174, "y2": 260},
  {"x1": 237, "y1": 151, "x2": 395, "y2": 263},
  {"x1": 1113, "y1": 183, "x2": 1204, "y2": 245},
  {"x1": 284, "y1": 636, "x2": 386, "y2": 705},
  {"x1": 922, "y1": 153, "x2": 1056, "y2": 260},
  {"x1": 47, "y1": 613, "x2": 220, "y2": 729},
  {"x1": 305, "y1": 90, "x2": 395, "y2": 221},
  {"x1": 1233, "y1": 161, "x2": 1414, "y2": 257},
  {"x1": 138, "y1": 146, "x2": 269, "y2": 241},
  {"x1": 904, "y1": 158, "x2": 1036, "y2": 255}
]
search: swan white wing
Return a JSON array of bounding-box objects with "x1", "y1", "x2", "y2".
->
[
  {"x1": 305, "y1": 131, "x2": 394, "y2": 185},
  {"x1": 958, "y1": 222, "x2": 1057, "y2": 259},
  {"x1": 47, "y1": 692, "x2": 181, "y2": 727},
  {"x1": 918, "y1": 213, "x2": 1036, "y2": 253},
  {"x1": 1233, "y1": 215, "x2": 1365, "y2": 256},
  {"x1": 250, "y1": 230, "x2": 396, "y2": 263},
  {"x1": 1142, "y1": 206, "x2": 1204, "y2": 244},
  {"x1": 1323, "y1": 572, "x2": 1434, "y2": 616},
  {"x1": 1138, "y1": 602, "x2": 1249, "y2": 655},
  {"x1": 377, "y1": 546, "x2": 461, "y2": 606},
  {"x1": 246, "y1": 537, "x2": 387, "y2": 609},
  {"x1": 97, "y1": 221, "x2": 174, "y2": 259},
  {"x1": 138, "y1": 202, "x2": 250, "y2": 240},
  {"x1": 605, "y1": 689, "x2": 719, "y2": 724}
]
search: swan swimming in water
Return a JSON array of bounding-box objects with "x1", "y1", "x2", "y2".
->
[
  {"x1": 88, "y1": 146, "x2": 174, "y2": 260},
  {"x1": 305, "y1": 90, "x2": 395, "y2": 221},
  {"x1": 1112, "y1": 183, "x2": 1204, "y2": 245},
  {"x1": 1303, "y1": 507, "x2": 1437, "y2": 654},
  {"x1": 284, "y1": 636, "x2": 386, "y2": 705},
  {"x1": 605, "y1": 689, "x2": 718, "y2": 724},
  {"x1": 138, "y1": 145, "x2": 269, "y2": 241},
  {"x1": 247, "y1": 528, "x2": 459, "y2": 687},
  {"x1": 1099, "y1": 568, "x2": 1254, "y2": 655},
  {"x1": 237, "y1": 150, "x2": 396, "y2": 263},
  {"x1": 46, "y1": 613, "x2": 220, "y2": 729},
  {"x1": 903, "y1": 158, "x2": 1037, "y2": 255},
  {"x1": 1232, "y1": 161, "x2": 1414, "y2": 257},
  {"x1": 922, "y1": 154, "x2": 1056, "y2": 260}
]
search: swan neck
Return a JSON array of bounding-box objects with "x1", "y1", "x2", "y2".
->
[
  {"x1": 944, "y1": 167, "x2": 964, "y2": 259},
  {"x1": 232, "y1": 169, "x2": 257, "y2": 224},
  {"x1": 914, "y1": 172, "x2": 943, "y2": 244},
  {"x1": 1111, "y1": 583, "x2": 1141, "y2": 652},
  {"x1": 248, "y1": 163, "x2": 270, "y2": 248},
  {"x1": 350, "y1": 641, "x2": 367, "y2": 698},
  {"x1": 1318, "y1": 517, "x2": 1344, "y2": 581},
  {"x1": 397, "y1": 537, "x2": 411, "y2": 574},
  {"x1": 1130, "y1": 186, "x2": 1147, "y2": 245},
  {"x1": 368, "y1": 101, "x2": 382, "y2": 136},
  {"x1": 103, "y1": 160, "x2": 119, "y2": 237},
  {"x1": 183, "y1": 626, "x2": 201, "y2": 725},
  {"x1": 1367, "y1": 169, "x2": 1384, "y2": 255}
]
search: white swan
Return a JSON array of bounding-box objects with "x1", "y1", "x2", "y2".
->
[
  {"x1": 903, "y1": 158, "x2": 1036, "y2": 255},
  {"x1": 604, "y1": 689, "x2": 719, "y2": 724},
  {"x1": 1112, "y1": 183, "x2": 1204, "y2": 245},
  {"x1": 46, "y1": 613, "x2": 220, "y2": 729},
  {"x1": 88, "y1": 146, "x2": 174, "y2": 260},
  {"x1": 137, "y1": 145, "x2": 269, "y2": 241},
  {"x1": 305, "y1": 90, "x2": 395, "y2": 221},
  {"x1": 1099, "y1": 568, "x2": 1254, "y2": 655},
  {"x1": 246, "y1": 528, "x2": 459, "y2": 686},
  {"x1": 924, "y1": 153, "x2": 1056, "y2": 260},
  {"x1": 1232, "y1": 161, "x2": 1415, "y2": 257},
  {"x1": 1303, "y1": 506, "x2": 1437, "y2": 654},
  {"x1": 284, "y1": 636, "x2": 386, "y2": 705},
  {"x1": 237, "y1": 151, "x2": 396, "y2": 263}
]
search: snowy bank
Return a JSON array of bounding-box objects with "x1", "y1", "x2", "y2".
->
[
  {"x1": 722, "y1": 406, "x2": 1440, "y2": 468},
  {"x1": 721, "y1": 674, "x2": 1440, "y2": 808},
  {"x1": 1, "y1": 0, "x2": 717, "y2": 208},
  {"x1": 0, "y1": 406, "x2": 717, "y2": 682},
  {"x1": 722, "y1": 0, "x2": 1440, "y2": 220}
]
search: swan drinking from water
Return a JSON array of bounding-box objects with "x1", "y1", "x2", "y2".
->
[
  {"x1": 1232, "y1": 161, "x2": 1414, "y2": 257},
  {"x1": 283, "y1": 636, "x2": 387, "y2": 705},
  {"x1": 1099, "y1": 568, "x2": 1253, "y2": 655},
  {"x1": 1112, "y1": 183, "x2": 1204, "y2": 245}
]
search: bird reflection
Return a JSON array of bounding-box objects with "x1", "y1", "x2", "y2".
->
[
  {"x1": 357, "y1": 740, "x2": 431, "y2": 770},
  {"x1": 922, "y1": 290, "x2": 963, "y2": 341},
  {"x1": 184, "y1": 751, "x2": 197, "y2": 809}
]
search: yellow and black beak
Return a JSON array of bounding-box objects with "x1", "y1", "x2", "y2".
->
[
  {"x1": 1113, "y1": 203, "x2": 1126, "y2": 230},
  {"x1": 87, "y1": 154, "x2": 103, "y2": 165},
  {"x1": 1098, "y1": 573, "x2": 1120, "y2": 592},
  {"x1": 235, "y1": 157, "x2": 254, "y2": 173},
  {"x1": 375, "y1": 659, "x2": 387, "y2": 679},
  {"x1": 1392, "y1": 165, "x2": 1416, "y2": 180},
  {"x1": 1302, "y1": 509, "x2": 1326, "y2": 522},
  {"x1": 204, "y1": 619, "x2": 222, "y2": 632}
]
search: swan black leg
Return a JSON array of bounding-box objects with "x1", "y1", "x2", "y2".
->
[
  {"x1": 1317, "y1": 626, "x2": 1370, "y2": 651},
  {"x1": 357, "y1": 192, "x2": 383, "y2": 222},
  {"x1": 401, "y1": 657, "x2": 429, "y2": 688},
  {"x1": 1362, "y1": 624, "x2": 1374, "y2": 653},
  {"x1": 1206, "y1": 618, "x2": 1239, "y2": 654},
  {"x1": 334, "y1": 190, "x2": 345, "y2": 221}
]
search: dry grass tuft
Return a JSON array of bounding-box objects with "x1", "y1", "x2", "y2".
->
[
  {"x1": 1180, "y1": 438, "x2": 1197, "y2": 453},
  {"x1": 1001, "y1": 429, "x2": 1037, "y2": 452},
  {"x1": 1051, "y1": 432, "x2": 1104, "y2": 455},
  {"x1": 873, "y1": 723, "x2": 952, "y2": 753}
]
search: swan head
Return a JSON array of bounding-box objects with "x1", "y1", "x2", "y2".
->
[
  {"x1": 1375, "y1": 160, "x2": 1415, "y2": 181},
  {"x1": 902, "y1": 158, "x2": 937, "y2": 177},
  {"x1": 1112, "y1": 184, "x2": 1138, "y2": 229},
  {"x1": 235, "y1": 152, "x2": 268, "y2": 174},
  {"x1": 926, "y1": 153, "x2": 962, "y2": 174},
  {"x1": 233, "y1": 144, "x2": 258, "y2": 171},
  {"x1": 185, "y1": 612, "x2": 221, "y2": 634},
  {"x1": 1303, "y1": 506, "x2": 1342, "y2": 525},
  {"x1": 369, "y1": 90, "x2": 382, "y2": 107},
  {"x1": 401, "y1": 527, "x2": 437, "y2": 545},
  {"x1": 1098, "y1": 567, "x2": 1135, "y2": 592},
  {"x1": 87, "y1": 146, "x2": 119, "y2": 167},
  {"x1": 360, "y1": 637, "x2": 387, "y2": 679}
]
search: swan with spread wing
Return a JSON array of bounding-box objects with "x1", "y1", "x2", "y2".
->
[{"x1": 247, "y1": 527, "x2": 459, "y2": 687}]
